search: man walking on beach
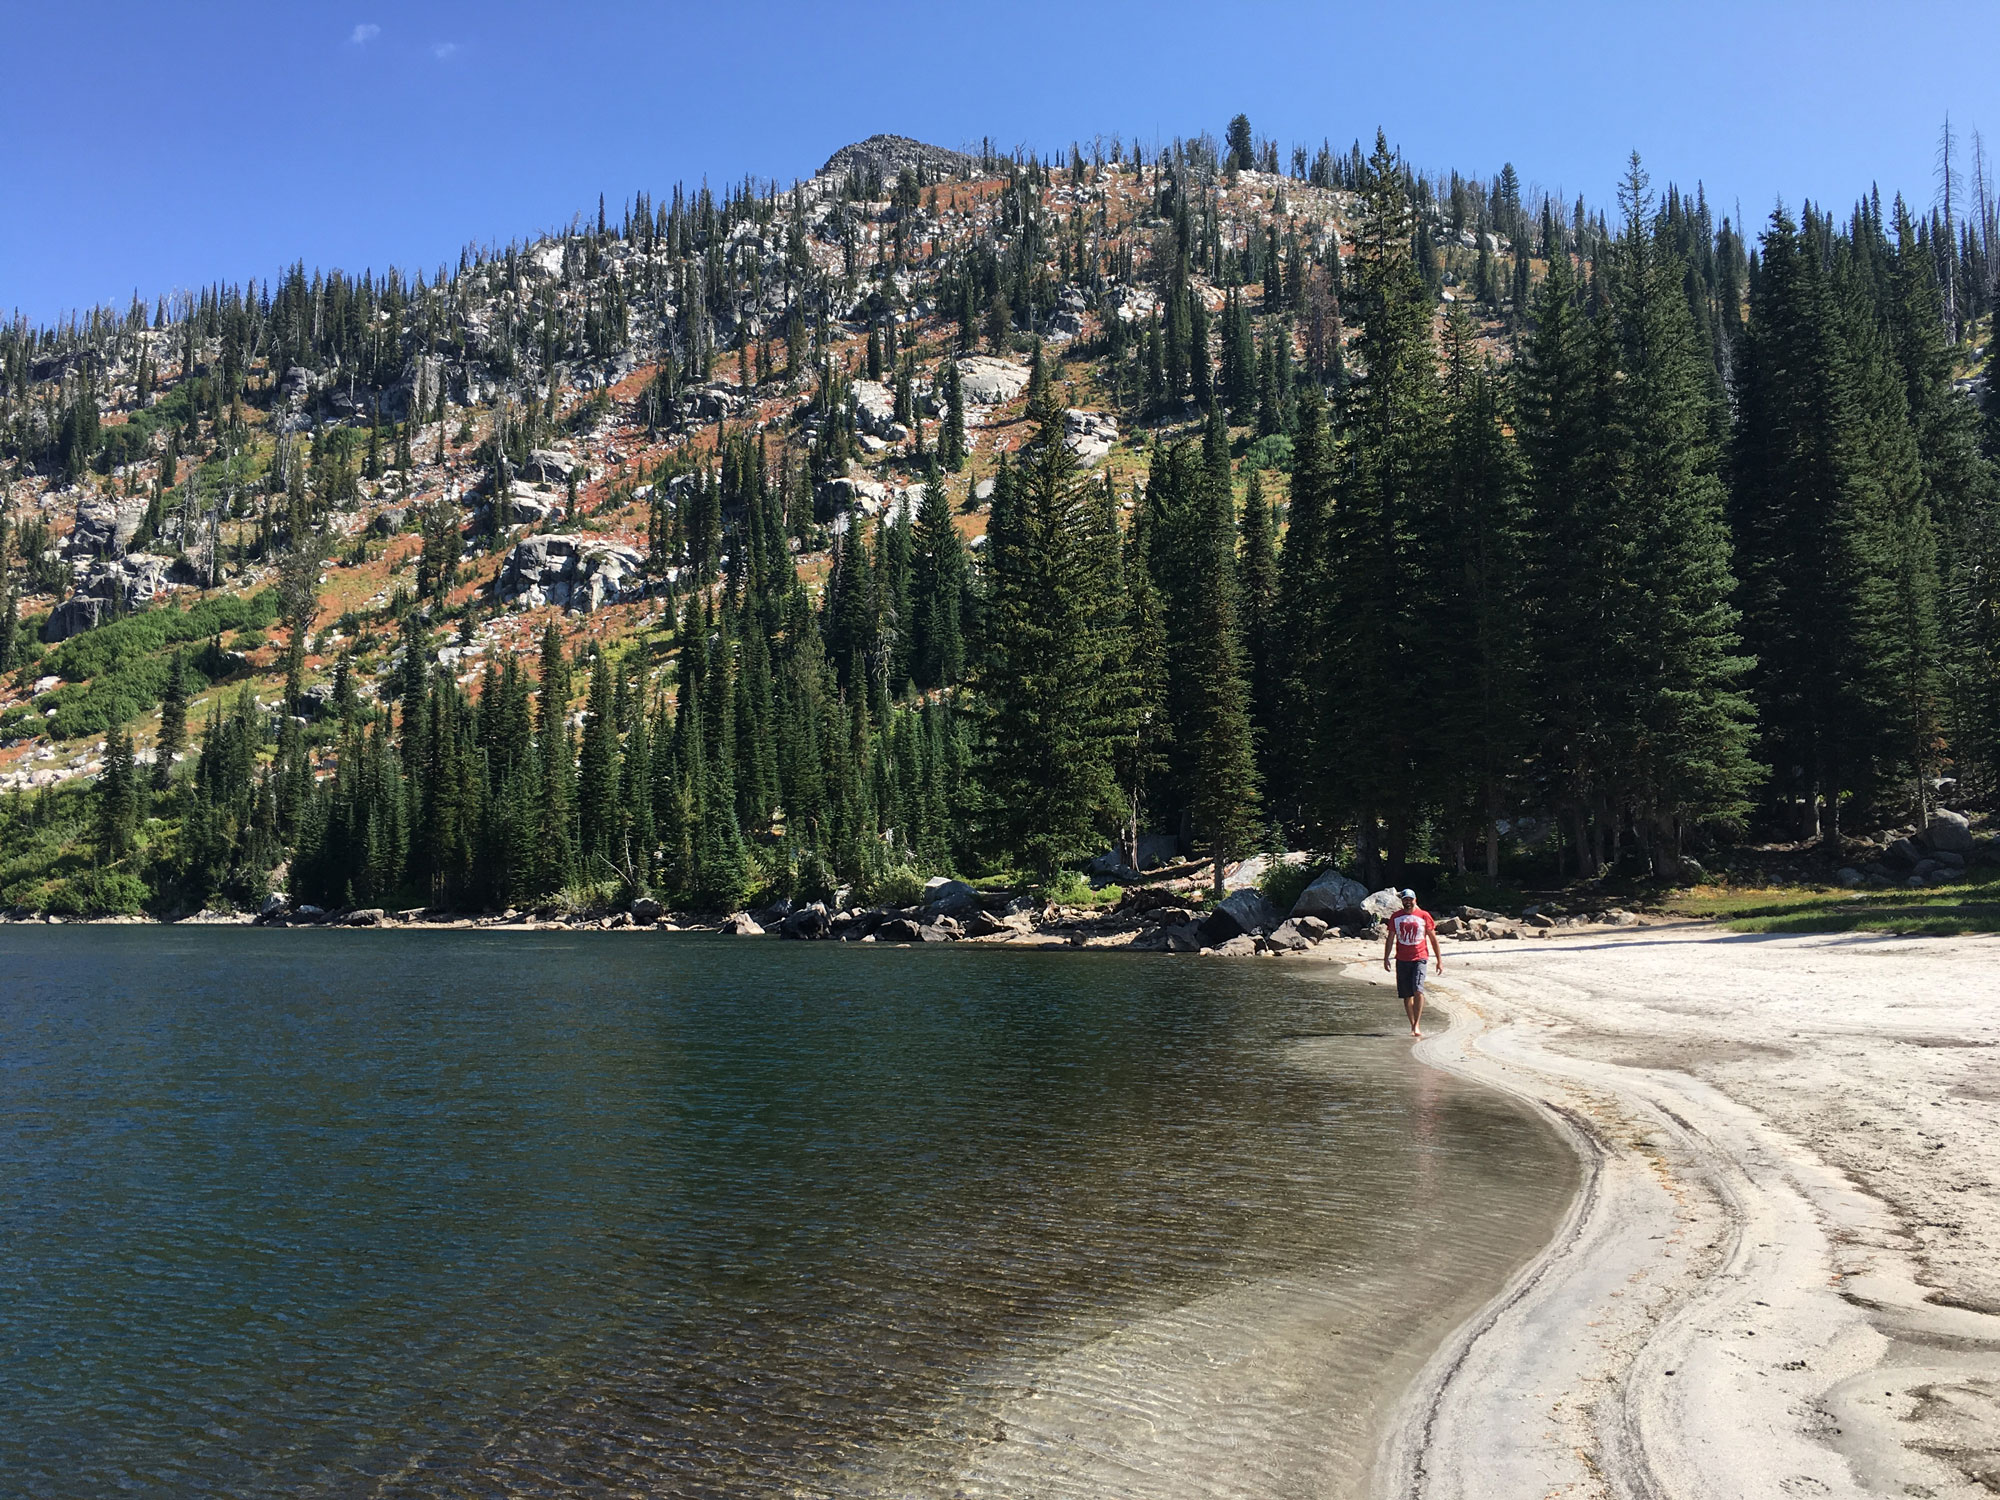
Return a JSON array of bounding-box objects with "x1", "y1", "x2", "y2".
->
[{"x1": 1383, "y1": 888, "x2": 1442, "y2": 1038}]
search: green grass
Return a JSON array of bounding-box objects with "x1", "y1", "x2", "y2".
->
[{"x1": 1664, "y1": 872, "x2": 2000, "y2": 935}]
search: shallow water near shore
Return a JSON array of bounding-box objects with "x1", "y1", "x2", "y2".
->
[{"x1": 0, "y1": 928, "x2": 1573, "y2": 1499}]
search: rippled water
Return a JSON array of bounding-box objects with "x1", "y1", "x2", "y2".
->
[{"x1": 0, "y1": 929, "x2": 1573, "y2": 1499}]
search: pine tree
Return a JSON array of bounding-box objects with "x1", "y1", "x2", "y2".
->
[
  {"x1": 910, "y1": 477, "x2": 966, "y2": 687},
  {"x1": 1226, "y1": 114, "x2": 1255, "y2": 173},
  {"x1": 1224, "y1": 291, "x2": 1258, "y2": 417},
  {"x1": 155, "y1": 650, "x2": 188, "y2": 791},
  {"x1": 1984, "y1": 305, "x2": 2000, "y2": 462},
  {"x1": 1189, "y1": 294, "x2": 1213, "y2": 411},
  {"x1": 1114, "y1": 478, "x2": 1173, "y2": 869},
  {"x1": 0, "y1": 517, "x2": 13, "y2": 675},
  {"x1": 1026, "y1": 338, "x2": 1050, "y2": 412},
  {"x1": 1237, "y1": 463, "x2": 1280, "y2": 781},
  {"x1": 97, "y1": 726, "x2": 139, "y2": 861},
  {"x1": 940, "y1": 355, "x2": 967, "y2": 471},
  {"x1": 985, "y1": 285, "x2": 1011, "y2": 350},
  {"x1": 1517, "y1": 240, "x2": 1620, "y2": 874},
  {"x1": 733, "y1": 616, "x2": 779, "y2": 833},
  {"x1": 975, "y1": 397, "x2": 1126, "y2": 877},
  {"x1": 1270, "y1": 383, "x2": 1336, "y2": 841},
  {"x1": 1735, "y1": 211, "x2": 1893, "y2": 837},
  {"x1": 536, "y1": 623, "x2": 578, "y2": 893},
  {"x1": 1602, "y1": 154, "x2": 1758, "y2": 871},
  {"x1": 1432, "y1": 305, "x2": 1529, "y2": 873},
  {"x1": 577, "y1": 652, "x2": 620, "y2": 870},
  {"x1": 1187, "y1": 409, "x2": 1262, "y2": 889},
  {"x1": 1322, "y1": 133, "x2": 1441, "y2": 879},
  {"x1": 1882, "y1": 201, "x2": 1990, "y2": 804}
]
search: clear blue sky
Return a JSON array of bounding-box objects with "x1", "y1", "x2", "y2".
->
[{"x1": 4, "y1": 0, "x2": 1989, "y2": 325}]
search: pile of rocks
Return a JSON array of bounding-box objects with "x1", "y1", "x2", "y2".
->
[
  {"x1": 849, "y1": 380, "x2": 906, "y2": 445},
  {"x1": 765, "y1": 878, "x2": 1020, "y2": 943},
  {"x1": 1127, "y1": 886, "x2": 1346, "y2": 956},
  {"x1": 954, "y1": 356, "x2": 1029, "y2": 407},
  {"x1": 64, "y1": 495, "x2": 148, "y2": 559},
  {"x1": 1837, "y1": 809, "x2": 1989, "y2": 889},
  {"x1": 1435, "y1": 906, "x2": 1524, "y2": 941},
  {"x1": 1045, "y1": 288, "x2": 1089, "y2": 341},
  {"x1": 818, "y1": 477, "x2": 933, "y2": 534},
  {"x1": 43, "y1": 553, "x2": 176, "y2": 642},
  {"x1": 519, "y1": 448, "x2": 578, "y2": 484},
  {"x1": 1063, "y1": 409, "x2": 1118, "y2": 465},
  {"x1": 495, "y1": 533, "x2": 647, "y2": 612},
  {"x1": 479, "y1": 480, "x2": 563, "y2": 527},
  {"x1": 252, "y1": 898, "x2": 387, "y2": 928}
]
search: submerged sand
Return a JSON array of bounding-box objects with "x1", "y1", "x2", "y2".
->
[{"x1": 1365, "y1": 922, "x2": 2000, "y2": 1498}]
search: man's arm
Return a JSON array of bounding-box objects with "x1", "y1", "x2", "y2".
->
[
  {"x1": 1382, "y1": 926, "x2": 1394, "y2": 970},
  {"x1": 1429, "y1": 920, "x2": 1443, "y2": 969}
]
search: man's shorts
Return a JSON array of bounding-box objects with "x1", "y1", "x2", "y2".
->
[{"x1": 1396, "y1": 958, "x2": 1428, "y2": 998}]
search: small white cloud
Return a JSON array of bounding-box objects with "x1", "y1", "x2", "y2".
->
[
  {"x1": 431, "y1": 41, "x2": 458, "y2": 59},
  {"x1": 349, "y1": 22, "x2": 380, "y2": 43}
]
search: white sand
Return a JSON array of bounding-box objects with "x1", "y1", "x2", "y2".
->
[{"x1": 1357, "y1": 922, "x2": 2000, "y2": 1498}]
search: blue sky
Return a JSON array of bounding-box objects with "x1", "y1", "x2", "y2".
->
[{"x1": 4, "y1": 1, "x2": 1991, "y2": 325}]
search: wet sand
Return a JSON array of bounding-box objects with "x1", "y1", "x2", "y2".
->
[{"x1": 1356, "y1": 923, "x2": 2000, "y2": 1498}]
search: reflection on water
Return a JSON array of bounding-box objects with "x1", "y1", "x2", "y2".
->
[{"x1": 0, "y1": 930, "x2": 1572, "y2": 1498}]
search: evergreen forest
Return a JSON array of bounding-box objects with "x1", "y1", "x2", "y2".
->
[{"x1": 0, "y1": 122, "x2": 1994, "y2": 918}]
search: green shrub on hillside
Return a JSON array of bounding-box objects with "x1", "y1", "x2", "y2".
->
[
  {"x1": 1243, "y1": 433, "x2": 1293, "y2": 472},
  {"x1": 31, "y1": 591, "x2": 278, "y2": 740},
  {"x1": 45, "y1": 591, "x2": 279, "y2": 684},
  {"x1": 47, "y1": 867, "x2": 149, "y2": 916}
]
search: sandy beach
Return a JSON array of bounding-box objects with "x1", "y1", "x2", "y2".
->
[{"x1": 1351, "y1": 922, "x2": 2000, "y2": 1498}]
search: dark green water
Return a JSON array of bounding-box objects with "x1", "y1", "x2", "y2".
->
[{"x1": 0, "y1": 929, "x2": 1572, "y2": 1499}]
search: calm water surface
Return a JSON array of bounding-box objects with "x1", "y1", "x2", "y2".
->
[{"x1": 0, "y1": 929, "x2": 1572, "y2": 1499}]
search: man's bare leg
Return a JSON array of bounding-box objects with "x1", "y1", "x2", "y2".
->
[{"x1": 1405, "y1": 988, "x2": 1424, "y2": 1038}]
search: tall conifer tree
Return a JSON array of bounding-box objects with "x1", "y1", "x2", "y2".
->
[{"x1": 974, "y1": 397, "x2": 1126, "y2": 877}]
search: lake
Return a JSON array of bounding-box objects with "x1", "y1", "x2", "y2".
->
[{"x1": 0, "y1": 928, "x2": 1573, "y2": 1499}]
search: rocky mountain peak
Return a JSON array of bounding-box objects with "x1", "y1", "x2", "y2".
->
[{"x1": 817, "y1": 134, "x2": 980, "y2": 183}]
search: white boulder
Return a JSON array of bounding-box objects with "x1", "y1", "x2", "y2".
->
[{"x1": 495, "y1": 533, "x2": 647, "y2": 612}]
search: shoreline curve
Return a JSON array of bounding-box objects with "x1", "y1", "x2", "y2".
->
[{"x1": 1365, "y1": 924, "x2": 2000, "y2": 1499}]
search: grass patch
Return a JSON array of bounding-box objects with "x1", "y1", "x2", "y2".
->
[
  {"x1": 1664, "y1": 873, "x2": 2000, "y2": 936},
  {"x1": 1036, "y1": 869, "x2": 1122, "y2": 907}
]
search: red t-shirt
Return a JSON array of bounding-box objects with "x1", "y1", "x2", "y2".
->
[{"x1": 1390, "y1": 908, "x2": 1435, "y2": 961}]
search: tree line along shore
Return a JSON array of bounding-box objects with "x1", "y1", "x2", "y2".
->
[{"x1": 0, "y1": 122, "x2": 1995, "y2": 921}]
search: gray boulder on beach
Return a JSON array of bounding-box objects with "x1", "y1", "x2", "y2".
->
[
  {"x1": 920, "y1": 877, "x2": 981, "y2": 919},
  {"x1": 1361, "y1": 888, "x2": 1406, "y2": 919},
  {"x1": 1263, "y1": 919, "x2": 1316, "y2": 952},
  {"x1": 1289, "y1": 868, "x2": 1371, "y2": 919},
  {"x1": 1199, "y1": 888, "x2": 1282, "y2": 947},
  {"x1": 779, "y1": 903, "x2": 831, "y2": 940}
]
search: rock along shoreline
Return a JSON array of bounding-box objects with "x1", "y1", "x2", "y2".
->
[{"x1": 7, "y1": 867, "x2": 1659, "y2": 950}]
